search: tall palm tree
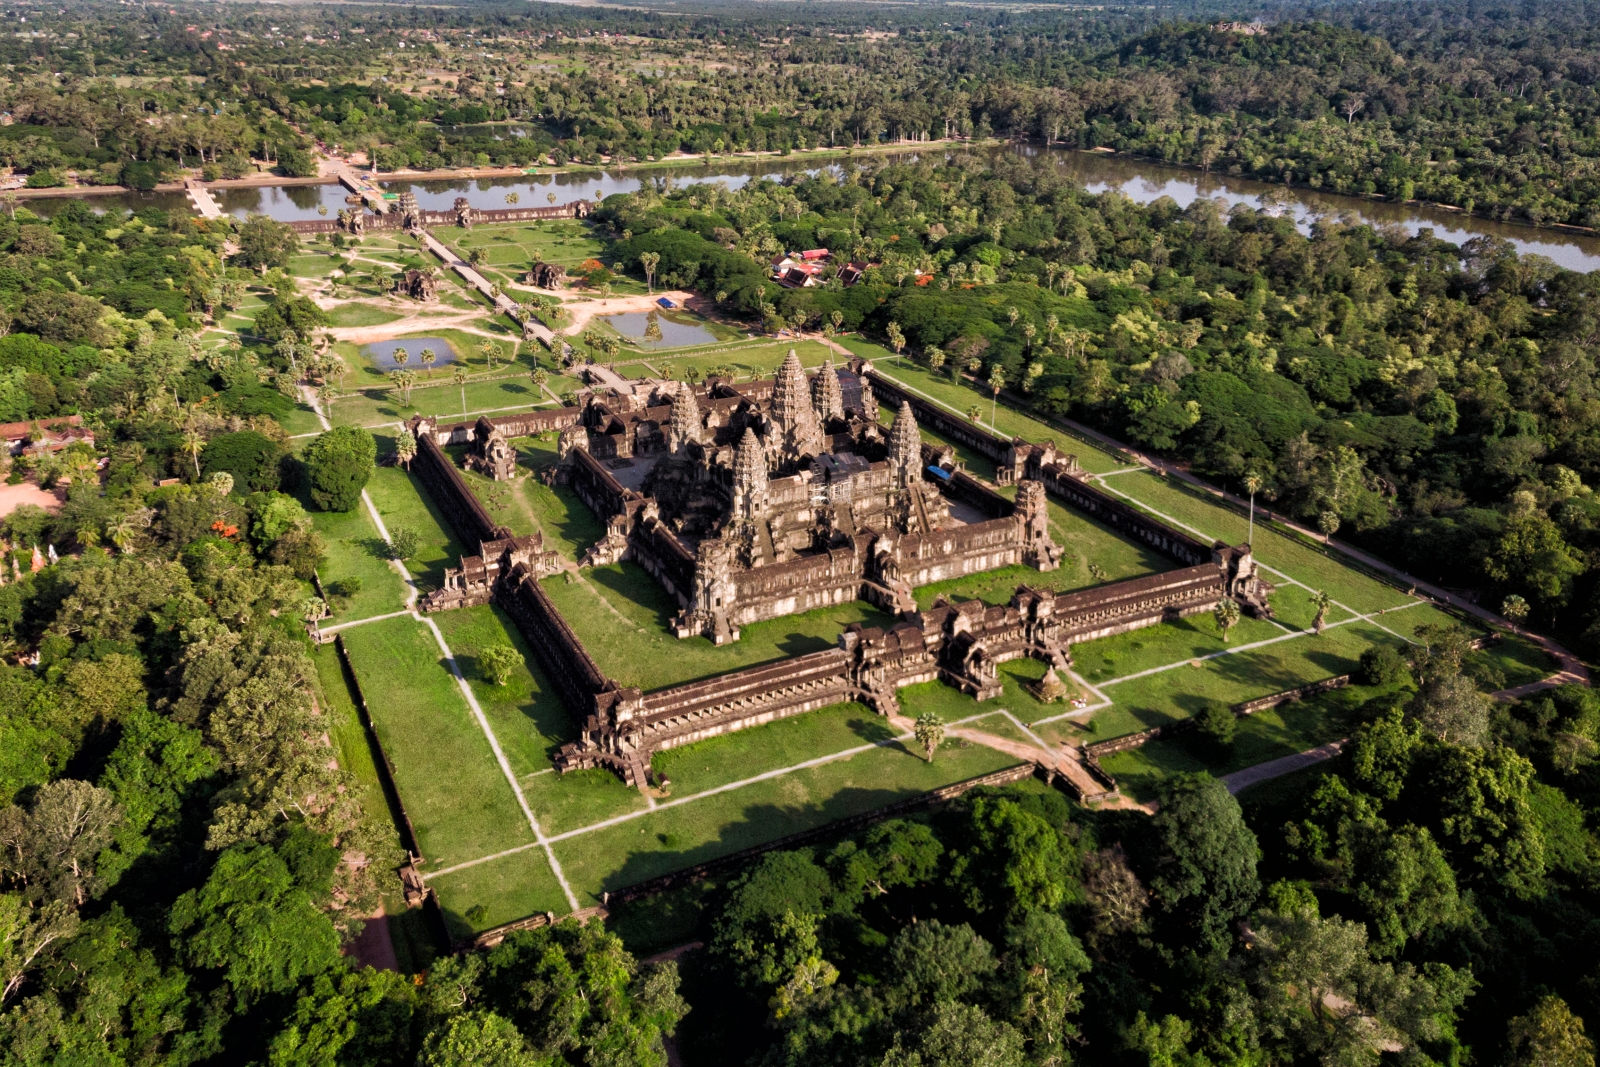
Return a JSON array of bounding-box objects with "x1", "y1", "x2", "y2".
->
[
  {"x1": 453, "y1": 365, "x2": 468, "y2": 416},
  {"x1": 1311, "y1": 590, "x2": 1333, "y2": 635},
  {"x1": 420, "y1": 347, "x2": 437, "y2": 377},
  {"x1": 181, "y1": 429, "x2": 204, "y2": 479}
]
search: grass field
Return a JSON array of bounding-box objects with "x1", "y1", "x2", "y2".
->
[
  {"x1": 340, "y1": 617, "x2": 535, "y2": 871},
  {"x1": 540, "y1": 562, "x2": 895, "y2": 691},
  {"x1": 364, "y1": 446, "x2": 466, "y2": 592},
  {"x1": 325, "y1": 304, "x2": 405, "y2": 328},
  {"x1": 1096, "y1": 679, "x2": 1398, "y2": 802},
  {"x1": 548, "y1": 722, "x2": 1021, "y2": 906}
]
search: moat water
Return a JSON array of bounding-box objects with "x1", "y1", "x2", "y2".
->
[{"x1": 29, "y1": 145, "x2": 1600, "y2": 271}]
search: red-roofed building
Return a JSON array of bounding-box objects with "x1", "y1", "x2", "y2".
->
[{"x1": 0, "y1": 415, "x2": 93, "y2": 456}]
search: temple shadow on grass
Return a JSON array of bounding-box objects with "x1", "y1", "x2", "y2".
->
[
  {"x1": 588, "y1": 561, "x2": 680, "y2": 629},
  {"x1": 490, "y1": 602, "x2": 580, "y2": 751}
]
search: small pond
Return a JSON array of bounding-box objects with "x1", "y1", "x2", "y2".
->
[
  {"x1": 599, "y1": 311, "x2": 718, "y2": 348},
  {"x1": 362, "y1": 337, "x2": 460, "y2": 372}
]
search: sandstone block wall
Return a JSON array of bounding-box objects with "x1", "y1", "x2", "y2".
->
[
  {"x1": 499, "y1": 563, "x2": 613, "y2": 716},
  {"x1": 863, "y1": 368, "x2": 1213, "y2": 568},
  {"x1": 413, "y1": 432, "x2": 509, "y2": 547}
]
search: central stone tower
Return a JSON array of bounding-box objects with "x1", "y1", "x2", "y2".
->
[{"x1": 769, "y1": 349, "x2": 826, "y2": 466}]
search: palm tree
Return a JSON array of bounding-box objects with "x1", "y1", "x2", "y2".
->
[
  {"x1": 547, "y1": 192, "x2": 557, "y2": 206},
  {"x1": 966, "y1": 404, "x2": 982, "y2": 423},
  {"x1": 181, "y1": 429, "x2": 204, "y2": 479},
  {"x1": 1501, "y1": 594, "x2": 1530, "y2": 626},
  {"x1": 453, "y1": 365, "x2": 468, "y2": 416},
  {"x1": 395, "y1": 433, "x2": 417, "y2": 470},
  {"x1": 392, "y1": 346, "x2": 410, "y2": 369},
  {"x1": 914, "y1": 713, "x2": 946, "y2": 763},
  {"x1": 1213, "y1": 598, "x2": 1241, "y2": 643},
  {"x1": 531, "y1": 367, "x2": 549, "y2": 396},
  {"x1": 420, "y1": 347, "x2": 437, "y2": 377},
  {"x1": 1310, "y1": 590, "x2": 1333, "y2": 635},
  {"x1": 391, "y1": 369, "x2": 418, "y2": 406},
  {"x1": 639, "y1": 251, "x2": 660, "y2": 293},
  {"x1": 1243, "y1": 473, "x2": 1263, "y2": 545},
  {"x1": 505, "y1": 192, "x2": 520, "y2": 205},
  {"x1": 988, "y1": 365, "x2": 1006, "y2": 426}
]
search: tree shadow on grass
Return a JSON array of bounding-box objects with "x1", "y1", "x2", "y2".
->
[{"x1": 592, "y1": 787, "x2": 926, "y2": 899}]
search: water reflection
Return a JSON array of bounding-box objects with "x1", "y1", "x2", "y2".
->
[
  {"x1": 1018, "y1": 145, "x2": 1600, "y2": 273},
  {"x1": 600, "y1": 311, "x2": 718, "y2": 348},
  {"x1": 216, "y1": 182, "x2": 355, "y2": 223},
  {"x1": 362, "y1": 336, "x2": 459, "y2": 371}
]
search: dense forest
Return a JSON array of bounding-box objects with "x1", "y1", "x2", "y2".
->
[
  {"x1": 0, "y1": 1, "x2": 1596, "y2": 1064},
  {"x1": 668, "y1": 664, "x2": 1600, "y2": 1067},
  {"x1": 602, "y1": 148, "x2": 1600, "y2": 655},
  {"x1": 3, "y1": 0, "x2": 1600, "y2": 225}
]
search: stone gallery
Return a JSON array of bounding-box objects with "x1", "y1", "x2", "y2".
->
[{"x1": 405, "y1": 357, "x2": 1274, "y2": 789}]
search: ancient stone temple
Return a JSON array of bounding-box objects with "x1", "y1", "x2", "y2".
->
[
  {"x1": 524, "y1": 262, "x2": 566, "y2": 289},
  {"x1": 397, "y1": 268, "x2": 438, "y2": 302},
  {"x1": 546, "y1": 352, "x2": 1065, "y2": 642},
  {"x1": 397, "y1": 191, "x2": 425, "y2": 234},
  {"x1": 464, "y1": 415, "x2": 518, "y2": 481}
]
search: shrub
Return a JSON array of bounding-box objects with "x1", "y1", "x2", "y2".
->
[
  {"x1": 385, "y1": 527, "x2": 420, "y2": 561},
  {"x1": 479, "y1": 645, "x2": 520, "y2": 686},
  {"x1": 302, "y1": 426, "x2": 375, "y2": 512},
  {"x1": 1359, "y1": 645, "x2": 1408, "y2": 687},
  {"x1": 1195, "y1": 701, "x2": 1237, "y2": 750}
]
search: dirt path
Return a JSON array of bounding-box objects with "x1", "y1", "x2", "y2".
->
[{"x1": 326, "y1": 308, "x2": 511, "y2": 345}]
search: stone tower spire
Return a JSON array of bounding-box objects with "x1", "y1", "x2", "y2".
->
[
  {"x1": 732, "y1": 426, "x2": 769, "y2": 521},
  {"x1": 858, "y1": 373, "x2": 879, "y2": 425},
  {"x1": 889, "y1": 400, "x2": 922, "y2": 489},
  {"x1": 812, "y1": 358, "x2": 845, "y2": 423},
  {"x1": 668, "y1": 386, "x2": 702, "y2": 455},
  {"x1": 769, "y1": 349, "x2": 825, "y2": 463}
]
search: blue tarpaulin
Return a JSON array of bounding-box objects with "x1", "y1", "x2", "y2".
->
[
  {"x1": 656, "y1": 297, "x2": 676, "y2": 309},
  {"x1": 926, "y1": 464, "x2": 952, "y2": 480}
]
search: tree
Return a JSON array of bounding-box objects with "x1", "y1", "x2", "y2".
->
[
  {"x1": 1318, "y1": 510, "x2": 1341, "y2": 542},
  {"x1": 395, "y1": 434, "x2": 417, "y2": 471},
  {"x1": 453, "y1": 366, "x2": 469, "y2": 416},
  {"x1": 0, "y1": 893, "x2": 77, "y2": 1006},
  {"x1": 1507, "y1": 997, "x2": 1596, "y2": 1067},
  {"x1": 181, "y1": 429, "x2": 204, "y2": 481},
  {"x1": 385, "y1": 526, "x2": 421, "y2": 561},
  {"x1": 1502, "y1": 594, "x2": 1531, "y2": 625},
  {"x1": 989, "y1": 364, "x2": 1006, "y2": 425},
  {"x1": 1486, "y1": 514, "x2": 1585, "y2": 611},
  {"x1": 420, "y1": 347, "x2": 437, "y2": 377},
  {"x1": 235, "y1": 214, "x2": 298, "y2": 274},
  {"x1": 1344, "y1": 820, "x2": 1463, "y2": 957},
  {"x1": 1408, "y1": 675, "x2": 1492, "y2": 746},
  {"x1": 1244, "y1": 472, "x2": 1263, "y2": 544},
  {"x1": 479, "y1": 645, "x2": 520, "y2": 686},
  {"x1": 1311, "y1": 589, "x2": 1333, "y2": 634},
  {"x1": 888, "y1": 920, "x2": 996, "y2": 1007},
  {"x1": 1149, "y1": 774, "x2": 1260, "y2": 949},
  {"x1": 1196, "y1": 701, "x2": 1236, "y2": 750},
  {"x1": 882, "y1": 1001, "x2": 1027, "y2": 1067},
  {"x1": 1359, "y1": 645, "x2": 1408, "y2": 687},
  {"x1": 302, "y1": 426, "x2": 376, "y2": 512},
  {"x1": 167, "y1": 842, "x2": 342, "y2": 1006},
  {"x1": 268, "y1": 968, "x2": 418, "y2": 1067},
  {"x1": 1422, "y1": 743, "x2": 1546, "y2": 894},
  {"x1": 0, "y1": 779, "x2": 124, "y2": 906},
  {"x1": 418, "y1": 1011, "x2": 544, "y2": 1067},
  {"x1": 390, "y1": 369, "x2": 417, "y2": 406},
  {"x1": 885, "y1": 321, "x2": 905, "y2": 354},
  {"x1": 1213, "y1": 598, "x2": 1240, "y2": 643},
  {"x1": 203, "y1": 430, "x2": 285, "y2": 494},
  {"x1": 915, "y1": 712, "x2": 945, "y2": 762},
  {"x1": 640, "y1": 250, "x2": 660, "y2": 293}
]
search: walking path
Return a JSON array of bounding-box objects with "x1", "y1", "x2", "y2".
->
[
  {"x1": 417, "y1": 231, "x2": 556, "y2": 347},
  {"x1": 336, "y1": 165, "x2": 391, "y2": 214},
  {"x1": 1220, "y1": 740, "x2": 1347, "y2": 795},
  {"x1": 183, "y1": 178, "x2": 224, "y2": 220}
]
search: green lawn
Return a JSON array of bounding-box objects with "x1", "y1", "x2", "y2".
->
[
  {"x1": 426, "y1": 846, "x2": 571, "y2": 941},
  {"x1": 1068, "y1": 609, "x2": 1288, "y2": 688},
  {"x1": 1098, "y1": 472, "x2": 1414, "y2": 616},
  {"x1": 310, "y1": 502, "x2": 409, "y2": 624},
  {"x1": 446, "y1": 219, "x2": 608, "y2": 274},
  {"x1": 1044, "y1": 619, "x2": 1402, "y2": 744},
  {"x1": 1096, "y1": 680, "x2": 1399, "y2": 802},
  {"x1": 328, "y1": 377, "x2": 553, "y2": 430},
  {"x1": 449, "y1": 441, "x2": 606, "y2": 562},
  {"x1": 340, "y1": 617, "x2": 534, "y2": 871},
  {"x1": 313, "y1": 642, "x2": 407, "y2": 874},
  {"x1": 539, "y1": 562, "x2": 895, "y2": 691},
  {"x1": 551, "y1": 730, "x2": 1020, "y2": 906},
  {"x1": 430, "y1": 604, "x2": 579, "y2": 777},
  {"x1": 325, "y1": 303, "x2": 404, "y2": 328},
  {"x1": 277, "y1": 403, "x2": 328, "y2": 438},
  {"x1": 364, "y1": 444, "x2": 466, "y2": 591}
]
